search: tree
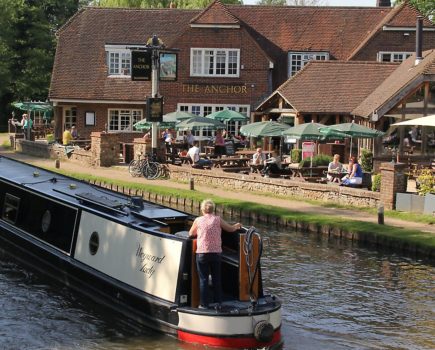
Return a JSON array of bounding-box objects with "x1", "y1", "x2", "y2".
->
[
  {"x1": 257, "y1": 0, "x2": 286, "y2": 5},
  {"x1": 285, "y1": 0, "x2": 326, "y2": 5},
  {"x1": 93, "y1": 0, "x2": 242, "y2": 8},
  {"x1": 394, "y1": 0, "x2": 434, "y2": 19},
  {"x1": 0, "y1": 0, "x2": 90, "y2": 127}
]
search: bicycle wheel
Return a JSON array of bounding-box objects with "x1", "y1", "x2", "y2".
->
[
  {"x1": 128, "y1": 159, "x2": 142, "y2": 177},
  {"x1": 142, "y1": 162, "x2": 159, "y2": 179}
]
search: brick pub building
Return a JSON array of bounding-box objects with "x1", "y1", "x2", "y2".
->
[{"x1": 49, "y1": 0, "x2": 435, "y2": 144}]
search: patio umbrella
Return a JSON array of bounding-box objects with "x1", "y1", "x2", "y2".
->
[
  {"x1": 12, "y1": 101, "x2": 52, "y2": 113},
  {"x1": 206, "y1": 109, "x2": 248, "y2": 122},
  {"x1": 163, "y1": 111, "x2": 197, "y2": 122},
  {"x1": 133, "y1": 111, "x2": 196, "y2": 131},
  {"x1": 320, "y1": 121, "x2": 384, "y2": 157},
  {"x1": 392, "y1": 115, "x2": 435, "y2": 127},
  {"x1": 175, "y1": 116, "x2": 225, "y2": 131},
  {"x1": 240, "y1": 121, "x2": 289, "y2": 137},
  {"x1": 133, "y1": 120, "x2": 175, "y2": 131}
]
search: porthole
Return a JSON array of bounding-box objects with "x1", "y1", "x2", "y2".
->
[
  {"x1": 41, "y1": 210, "x2": 52, "y2": 233},
  {"x1": 89, "y1": 231, "x2": 99, "y2": 255}
]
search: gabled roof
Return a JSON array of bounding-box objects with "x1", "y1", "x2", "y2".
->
[
  {"x1": 347, "y1": 1, "x2": 433, "y2": 60},
  {"x1": 352, "y1": 49, "x2": 435, "y2": 118},
  {"x1": 272, "y1": 61, "x2": 398, "y2": 114},
  {"x1": 50, "y1": 7, "x2": 200, "y2": 102},
  {"x1": 190, "y1": 0, "x2": 239, "y2": 26}
]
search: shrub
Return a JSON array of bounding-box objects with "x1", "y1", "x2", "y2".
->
[
  {"x1": 299, "y1": 154, "x2": 332, "y2": 167},
  {"x1": 291, "y1": 148, "x2": 302, "y2": 163},
  {"x1": 360, "y1": 148, "x2": 373, "y2": 173},
  {"x1": 372, "y1": 174, "x2": 381, "y2": 192},
  {"x1": 416, "y1": 169, "x2": 435, "y2": 196}
]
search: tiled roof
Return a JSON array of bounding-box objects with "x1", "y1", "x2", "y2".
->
[
  {"x1": 230, "y1": 5, "x2": 394, "y2": 61},
  {"x1": 49, "y1": 2, "x2": 433, "y2": 102},
  {"x1": 190, "y1": 0, "x2": 239, "y2": 26},
  {"x1": 49, "y1": 7, "x2": 200, "y2": 101},
  {"x1": 352, "y1": 49, "x2": 435, "y2": 118},
  {"x1": 275, "y1": 61, "x2": 398, "y2": 114}
]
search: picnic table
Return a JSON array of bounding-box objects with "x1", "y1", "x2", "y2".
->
[
  {"x1": 287, "y1": 164, "x2": 328, "y2": 181},
  {"x1": 213, "y1": 156, "x2": 251, "y2": 168},
  {"x1": 327, "y1": 171, "x2": 349, "y2": 183},
  {"x1": 235, "y1": 150, "x2": 273, "y2": 157}
]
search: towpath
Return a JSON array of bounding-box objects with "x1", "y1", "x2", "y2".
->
[{"x1": 1, "y1": 146, "x2": 434, "y2": 235}]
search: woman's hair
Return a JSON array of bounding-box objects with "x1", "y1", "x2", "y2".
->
[
  {"x1": 349, "y1": 156, "x2": 358, "y2": 164},
  {"x1": 201, "y1": 199, "x2": 215, "y2": 214}
]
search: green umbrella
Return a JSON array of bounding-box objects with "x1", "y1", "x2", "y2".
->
[
  {"x1": 133, "y1": 120, "x2": 175, "y2": 131},
  {"x1": 206, "y1": 109, "x2": 248, "y2": 122},
  {"x1": 240, "y1": 121, "x2": 289, "y2": 137},
  {"x1": 320, "y1": 122, "x2": 384, "y2": 156},
  {"x1": 283, "y1": 122, "x2": 327, "y2": 140},
  {"x1": 163, "y1": 111, "x2": 197, "y2": 122},
  {"x1": 12, "y1": 101, "x2": 52, "y2": 113},
  {"x1": 175, "y1": 116, "x2": 225, "y2": 131}
]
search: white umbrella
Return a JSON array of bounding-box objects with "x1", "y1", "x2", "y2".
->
[{"x1": 392, "y1": 115, "x2": 435, "y2": 127}]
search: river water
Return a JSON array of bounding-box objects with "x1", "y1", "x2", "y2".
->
[{"x1": 0, "y1": 226, "x2": 433, "y2": 350}]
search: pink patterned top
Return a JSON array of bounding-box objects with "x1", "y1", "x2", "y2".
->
[{"x1": 195, "y1": 214, "x2": 222, "y2": 253}]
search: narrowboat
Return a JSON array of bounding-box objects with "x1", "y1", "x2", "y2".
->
[{"x1": 0, "y1": 156, "x2": 282, "y2": 349}]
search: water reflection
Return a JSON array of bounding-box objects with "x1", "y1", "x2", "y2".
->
[
  {"x1": 0, "y1": 225, "x2": 434, "y2": 350},
  {"x1": 257, "y1": 225, "x2": 435, "y2": 350}
]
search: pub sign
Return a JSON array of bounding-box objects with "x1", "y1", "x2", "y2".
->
[
  {"x1": 147, "y1": 97, "x2": 163, "y2": 122},
  {"x1": 131, "y1": 50, "x2": 152, "y2": 81}
]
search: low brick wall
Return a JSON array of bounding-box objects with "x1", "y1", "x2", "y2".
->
[
  {"x1": 168, "y1": 166, "x2": 380, "y2": 208},
  {"x1": 15, "y1": 140, "x2": 52, "y2": 158}
]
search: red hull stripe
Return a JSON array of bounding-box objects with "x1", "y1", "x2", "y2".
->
[{"x1": 177, "y1": 329, "x2": 281, "y2": 348}]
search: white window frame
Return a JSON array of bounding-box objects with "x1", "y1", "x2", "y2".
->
[
  {"x1": 105, "y1": 45, "x2": 134, "y2": 77},
  {"x1": 63, "y1": 107, "x2": 77, "y2": 130},
  {"x1": 190, "y1": 48, "x2": 240, "y2": 77},
  {"x1": 377, "y1": 51, "x2": 412, "y2": 63},
  {"x1": 288, "y1": 51, "x2": 329, "y2": 77},
  {"x1": 108, "y1": 109, "x2": 142, "y2": 132}
]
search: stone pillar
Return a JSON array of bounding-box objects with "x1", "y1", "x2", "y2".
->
[
  {"x1": 133, "y1": 138, "x2": 152, "y2": 160},
  {"x1": 91, "y1": 132, "x2": 120, "y2": 167},
  {"x1": 379, "y1": 162, "x2": 407, "y2": 210}
]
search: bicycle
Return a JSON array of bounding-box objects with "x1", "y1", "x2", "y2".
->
[{"x1": 128, "y1": 153, "x2": 160, "y2": 179}]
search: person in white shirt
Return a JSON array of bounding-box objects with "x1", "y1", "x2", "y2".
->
[{"x1": 188, "y1": 142, "x2": 212, "y2": 167}]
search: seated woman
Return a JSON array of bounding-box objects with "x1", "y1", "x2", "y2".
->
[
  {"x1": 341, "y1": 156, "x2": 363, "y2": 186},
  {"x1": 327, "y1": 154, "x2": 344, "y2": 182}
]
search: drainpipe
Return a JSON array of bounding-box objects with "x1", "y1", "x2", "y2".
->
[{"x1": 415, "y1": 16, "x2": 423, "y2": 66}]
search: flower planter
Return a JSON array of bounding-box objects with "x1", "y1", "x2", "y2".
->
[{"x1": 395, "y1": 193, "x2": 424, "y2": 213}]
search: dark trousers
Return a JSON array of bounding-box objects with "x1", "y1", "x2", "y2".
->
[{"x1": 196, "y1": 253, "x2": 222, "y2": 307}]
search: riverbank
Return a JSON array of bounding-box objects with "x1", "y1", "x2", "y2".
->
[{"x1": 0, "y1": 140, "x2": 434, "y2": 260}]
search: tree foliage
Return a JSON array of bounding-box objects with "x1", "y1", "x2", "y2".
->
[
  {"x1": 0, "y1": 0, "x2": 89, "y2": 126},
  {"x1": 93, "y1": 0, "x2": 242, "y2": 8},
  {"x1": 394, "y1": 0, "x2": 434, "y2": 19}
]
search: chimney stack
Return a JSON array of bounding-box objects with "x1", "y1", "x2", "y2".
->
[
  {"x1": 377, "y1": 0, "x2": 391, "y2": 7},
  {"x1": 415, "y1": 16, "x2": 423, "y2": 65}
]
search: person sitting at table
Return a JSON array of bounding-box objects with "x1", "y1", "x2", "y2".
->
[
  {"x1": 263, "y1": 154, "x2": 282, "y2": 178},
  {"x1": 214, "y1": 129, "x2": 226, "y2": 157},
  {"x1": 251, "y1": 147, "x2": 265, "y2": 173},
  {"x1": 71, "y1": 125, "x2": 79, "y2": 139},
  {"x1": 188, "y1": 142, "x2": 212, "y2": 168},
  {"x1": 62, "y1": 126, "x2": 73, "y2": 145},
  {"x1": 183, "y1": 130, "x2": 195, "y2": 149},
  {"x1": 327, "y1": 154, "x2": 344, "y2": 182},
  {"x1": 341, "y1": 156, "x2": 363, "y2": 186}
]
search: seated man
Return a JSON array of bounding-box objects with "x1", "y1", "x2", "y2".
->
[
  {"x1": 251, "y1": 147, "x2": 265, "y2": 172},
  {"x1": 187, "y1": 142, "x2": 212, "y2": 168},
  {"x1": 327, "y1": 154, "x2": 344, "y2": 182},
  {"x1": 63, "y1": 127, "x2": 73, "y2": 145}
]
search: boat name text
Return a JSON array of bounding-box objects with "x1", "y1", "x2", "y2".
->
[{"x1": 136, "y1": 244, "x2": 166, "y2": 279}]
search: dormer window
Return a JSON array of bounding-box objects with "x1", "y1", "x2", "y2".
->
[
  {"x1": 105, "y1": 45, "x2": 132, "y2": 77},
  {"x1": 288, "y1": 51, "x2": 329, "y2": 77},
  {"x1": 191, "y1": 48, "x2": 240, "y2": 77},
  {"x1": 377, "y1": 52, "x2": 412, "y2": 63}
]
